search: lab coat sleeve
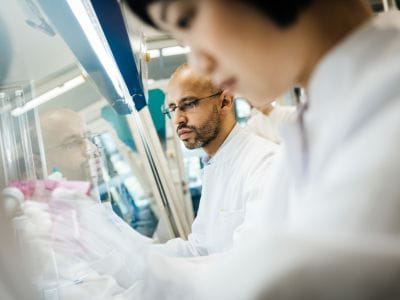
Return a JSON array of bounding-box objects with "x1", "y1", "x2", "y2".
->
[{"x1": 151, "y1": 232, "x2": 207, "y2": 257}]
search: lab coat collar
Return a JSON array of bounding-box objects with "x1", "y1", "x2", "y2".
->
[
  {"x1": 281, "y1": 17, "x2": 377, "y2": 185},
  {"x1": 279, "y1": 106, "x2": 308, "y2": 186},
  {"x1": 201, "y1": 123, "x2": 242, "y2": 166}
]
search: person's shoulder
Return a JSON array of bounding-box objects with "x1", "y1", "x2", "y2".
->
[
  {"x1": 275, "y1": 105, "x2": 296, "y2": 115},
  {"x1": 272, "y1": 105, "x2": 297, "y2": 123},
  {"x1": 375, "y1": 11, "x2": 400, "y2": 29},
  {"x1": 240, "y1": 127, "x2": 279, "y2": 156}
]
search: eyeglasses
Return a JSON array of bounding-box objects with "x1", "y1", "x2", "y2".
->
[
  {"x1": 47, "y1": 132, "x2": 98, "y2": 152},
  {"x1": 62, "y1": 135, "x2": 89, "y2": 151},
  {"x1": 162, "y1": 91, "x2": 222, "y2": 119}
]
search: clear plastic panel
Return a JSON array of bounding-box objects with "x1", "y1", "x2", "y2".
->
[
  {"x1": 10, "y1": 181, "x2": 152, "y2": 299},
  {"x1": 0, "y1": 0, "x2": 162, "y2": 298},
  {"x1": 0, "y1": 88, "x2": 43, "y2": 186},
  {"x1": 38, "y1": 106, "x2": 96, "y2": 182}
]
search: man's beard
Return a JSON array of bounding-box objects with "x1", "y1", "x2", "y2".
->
[{"x1": 177, "y1": 107, "x2": 221, "y2": 150}]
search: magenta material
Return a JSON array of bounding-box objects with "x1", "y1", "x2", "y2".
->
[{"x1": 9, "y1": 180, "x2": 92, "y2": 199}]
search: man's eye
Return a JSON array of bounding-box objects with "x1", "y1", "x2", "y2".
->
[
  {"x1": 63, "y1": 142, "x2": 75, "y2": 149},
  {"x1": 182, "y1": 101, "x2": 197, "y2": 110}
]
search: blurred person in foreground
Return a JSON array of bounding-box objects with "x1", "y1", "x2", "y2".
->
[{"x1": 126, "y1": 0, "x2": 400, "y2": 299}]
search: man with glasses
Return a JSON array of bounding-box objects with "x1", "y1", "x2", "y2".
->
[
  {"x1": 154, "y1": 64, "x2": 279, "y2": 257},
  {"x1": 40, "y1": 108, "x2": 95, "y2": 181}
]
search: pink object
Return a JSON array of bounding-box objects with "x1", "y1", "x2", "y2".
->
[
  {"x1": 9, "y1": 180, "x2": 92, "y2": 200},
  {"x1": 8, "y1": 181, "x2": 36, "y2": 198}
]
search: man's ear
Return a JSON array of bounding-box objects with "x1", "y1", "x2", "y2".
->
[{"x1": 220, "y1": 90, "x2": 234, "y2": 110}]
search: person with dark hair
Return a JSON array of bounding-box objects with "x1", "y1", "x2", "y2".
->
[
  {"x1": 127, "y1": 0, "x2": 315, "y2": 29},
  {"x1": 124, "y1": 1, "x2": 400, "y2": 299}
]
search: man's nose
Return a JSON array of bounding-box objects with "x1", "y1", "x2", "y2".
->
[{"x1": 173, "y1": 108, "x2": 187, "y2": 125}]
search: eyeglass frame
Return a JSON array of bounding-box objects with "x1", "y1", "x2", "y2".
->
[
  {"x1": 46, "y1": 132, "x2": 99, "y2": 152},
  {"x1": 162, "y1": 91, "x2": 223, "y2": 120}
]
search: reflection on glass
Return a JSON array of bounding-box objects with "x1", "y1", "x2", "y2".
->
[
  {"x1": 94, "y1": 131, "x2": 158, "y2": 237},
  {"x1": 0, "y1": 88, "x2": 42, "y2": 186},
  {"x1": 40, "y1": 108, "x2": 93, "y2": 182}
]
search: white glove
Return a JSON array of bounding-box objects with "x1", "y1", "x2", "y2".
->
[
  {"x1": 1, "y1": 187, "x2": 24, "y2": 218},
  {"x1": 50, "y1": 188, "x2": 152, "y2": 289}
]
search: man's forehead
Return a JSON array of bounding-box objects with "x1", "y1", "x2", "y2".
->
[
  {"x1": 167, "y1": 74, "x2": 212, "y2": 104},
  {"x1": 41, "y1": 110, "x2": 85, "y2": 145},
  {"x1": 167, "y1": 87, "x2": 197, "y2": 105}
]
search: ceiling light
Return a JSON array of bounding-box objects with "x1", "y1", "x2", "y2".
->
[
  {"x1": 161, "y1": 46, "x2": 190, "y2": 57},
  {"x1": 66, "y1": 0, "x2": 124, "y2": 97},
  {"x1": 11, "y1": 75, "x2": 85, "y2": 117},
  {"x1": 148, "y1": 49, "x2": 161, "y2": 58}
]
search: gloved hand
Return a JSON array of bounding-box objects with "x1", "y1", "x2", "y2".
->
[
  {"x1": 12, "y1": 196, "x2": 55, "y2": 288},
  {"x1": 49, "y1": 187, "x2": 153, "y2": 289},
  {"x1": 1, "y1": 187, "x2": 24, "y2": 218},
  {"x1": 7, "y1": 184, "x2": 153, "y2": 297}
]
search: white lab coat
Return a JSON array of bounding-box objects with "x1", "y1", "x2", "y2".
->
[
  {"x1": 140, "y1": 12, "x2": 400, "y2": 300},
  {"x1": 11, "y1": 125, "x2": 277, "y2": 299},
  {"x1": 0, "y1": 189, "x2": 38, "y2": 300},
  {"x1": 153, "y1": 124, "x2": 278, "y2": 257},
  {"x1": 13, "y1": 187, "x2": 153, "y2": 299},
  {"x1": 246, "y1": 105, "x2": 296, "y2": 144}
]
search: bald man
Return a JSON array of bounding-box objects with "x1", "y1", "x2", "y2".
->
[
  {"x1": 39, "y1": 108, "x2": 94, "y2": 181},
  {"x1": 153, "y1": 64, "x2": 278, "y2": 257}
]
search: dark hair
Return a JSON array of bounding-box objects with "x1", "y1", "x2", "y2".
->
[
  {"x1": 125, "y1": 0, "x2": 315, "y2": 29},
  {"x1": 125, "y1": 0, "x2": 160, "y2": 28}
]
